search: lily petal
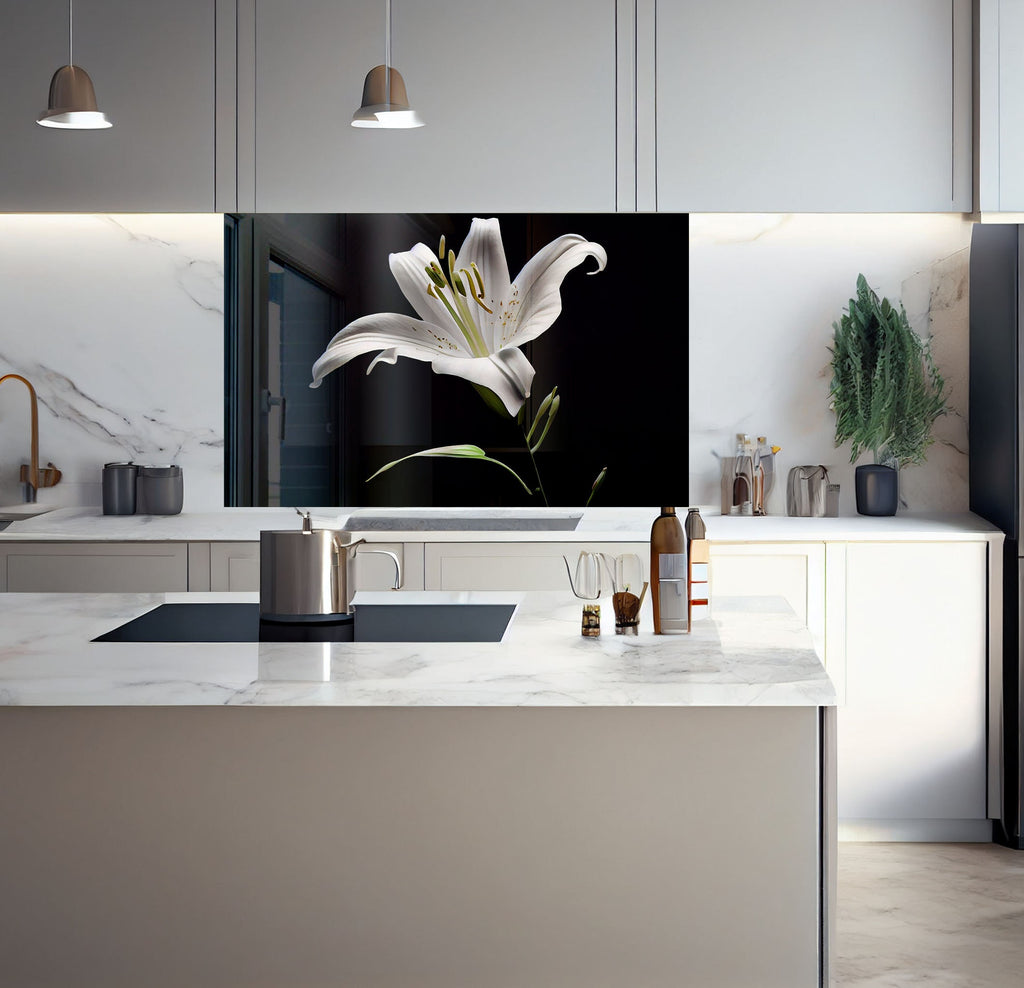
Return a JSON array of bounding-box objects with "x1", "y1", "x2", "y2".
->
[
  {"x1": 310, "y1": 313, "x2": 536, "y2": 416},
  {"x1": 388, "y1": 243, "x2": 455, "y2": 329},
  {"x1": 426, "y1": 346, "x2": 535, "y2": 416},
  {"x1": 499, "y1": 234, "x2": 608, "y2": 349},
  {"x1": 454, "y1": 217, "x2": 512, "y2": 351},
  {"x1": 310, "y1": 313, "x2": 468, "y2": 387}
]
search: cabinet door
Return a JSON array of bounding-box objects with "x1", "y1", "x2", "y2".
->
[
  {"x1": 251, "y1": 0, "x2": 616, "y2": 211},
  {"x1": 207, "y1": 541, "x2": 425, "y2": 592},
  {"x1": 1, "y1": 543, "x2": 188, "y2": 592},
  {"x1": 424, "y1": 542, "x2": 648, "y2": 591},
  {"x1": 657, "y1": 0, "x2": 971, "y2": 211},
  {"x1": 210, "y1": 543, "x2": 261, "y2": 592},
  {"x1": 980, "y1": 0, "x2": 1024, "y2": 210},
  {"x1": 0, "y1": 0, "x2": 215, "y2": 211},
  {"x1": 709, "y1": 543, "x2": 825, "y2": 658},
  {"x1": 838, "y1": 541, "x2": 988, "y2": 838}
]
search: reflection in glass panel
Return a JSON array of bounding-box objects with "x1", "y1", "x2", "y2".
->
[{"x1": 263, "y1": 259, "x2": 340, "y2": 506}]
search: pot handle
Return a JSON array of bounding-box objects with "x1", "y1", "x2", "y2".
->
[
  {"x1": 355, "y1": 548, "x2": 402, "y2": 591},
  {"x1": 331, "y1": 536, "x2": 402, "y2": 590}
]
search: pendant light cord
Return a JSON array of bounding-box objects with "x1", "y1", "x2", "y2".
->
[
  {"x1": 384, "y1": 0, "x2": 391, "y2": 107},
  {"x1": 69, "y1": 0, "x2": 74, "y2": 66}
]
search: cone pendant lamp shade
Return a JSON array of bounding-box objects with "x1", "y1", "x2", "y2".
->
[
  {"x1": 37, "y1": 0, "x2": 111, "y2": 129},
  {"x1": 352, "y1": 0, "x2": 423, "y2": 129},
  {"x1": 37, "y1": 64, "x2": 111, "y2": 129},
  {"x1": 351, "y1": 65, "x2": 423, "y2": 128}
]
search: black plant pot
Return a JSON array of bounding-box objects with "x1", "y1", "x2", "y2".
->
[{"x1": 855, "y1": 464, "x2": 898, "y2": 516}]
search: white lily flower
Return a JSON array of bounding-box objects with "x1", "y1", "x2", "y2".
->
[{"x1": 310, "y1": 217, "x2": 607, "y2": 415}]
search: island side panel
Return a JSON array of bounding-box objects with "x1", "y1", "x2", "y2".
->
[{"x1": 0, "y1": 706, "x2": 823, "y2": 988}]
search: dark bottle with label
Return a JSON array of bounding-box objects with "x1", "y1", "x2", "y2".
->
[{"x1": 651, "y1": 506, "x2": 687, "y2": 634}]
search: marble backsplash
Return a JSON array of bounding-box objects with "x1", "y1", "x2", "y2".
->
[
  {"x1": 0, "y1": 212, "x2": 978, "y2": 517},
  {"x1": 0, "y1": 214, "x2": 224, "y2": 510},
  {"x1": 688, "y1": 214, "x2": 974, "y2": 515}
]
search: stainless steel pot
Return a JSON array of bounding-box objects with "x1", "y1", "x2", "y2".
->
[{"x1": 259, "y1": 510, "x2": 401, "y2": 619}]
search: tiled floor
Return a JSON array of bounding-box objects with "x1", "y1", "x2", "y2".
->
[{"x1": 836, "y1": 843, "x2": 1024, "y2": 986}]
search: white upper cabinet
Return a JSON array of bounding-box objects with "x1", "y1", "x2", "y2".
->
[
  {"x1": 0, "y1": 0, "x2": 216, "y2": 212},
  {"x1": 248, "y1": 0, "x2": 617, "y2": 212},
  {"x1": 977, "y1": 0, "x2": 1024, "y2": 212},
  {"x1": 654, "y1": 0, "x2": 972, "y2": 212}
]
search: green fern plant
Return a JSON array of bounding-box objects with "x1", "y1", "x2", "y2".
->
[{"x1": 829, "y1": 274, "x2": 946, "y2": 466}]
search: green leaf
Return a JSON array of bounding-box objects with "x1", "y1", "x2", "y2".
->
[
  {"x1": 828, "y1": 273, "x2": 946, "y2": 466},
  {"x1": 366, "y1": 444, "x2": 533, "y2": 495}
]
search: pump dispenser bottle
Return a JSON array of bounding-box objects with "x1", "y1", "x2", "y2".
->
[{"x1": 650, "y1": 506, "x2": 687, "y2": 634}]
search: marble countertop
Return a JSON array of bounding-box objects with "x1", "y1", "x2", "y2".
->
[
  {"x1": 0, "y1": 505, "x2": 1004, "y2": 544},
  {"x1": 0, "y1": 591, "x2": 835, "y2": 708}
]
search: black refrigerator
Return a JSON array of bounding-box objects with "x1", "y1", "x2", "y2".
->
[{"x1": 970, "y1": 222, "x2": 1024, "y2": 848}]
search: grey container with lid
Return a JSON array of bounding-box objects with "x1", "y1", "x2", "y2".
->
[
  {"x1": 136, "y1": 465, "x2": 183, "y2": 515},
  {"x1": 102, "y1": 462, "x2": 137, "y2": 515}
]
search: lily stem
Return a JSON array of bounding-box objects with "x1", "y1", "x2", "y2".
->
[{"x1": 521, "y1": 422, "x2": 550, "y2": 507}]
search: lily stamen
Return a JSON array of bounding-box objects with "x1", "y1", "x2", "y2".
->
[
  {"x1": 470, "y1": 292, "x2": 493, "y2": 314},
  {"x1": 470, "y1": 262, "x2": 486, "y2": 297},
  {"x1": 425, "y1": 264, "x2": 446, "y2": 289}
]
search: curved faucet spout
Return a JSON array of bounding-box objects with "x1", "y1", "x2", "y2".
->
[{"x1": 0, "y1": 374, "x2": 60, "y2": 503}]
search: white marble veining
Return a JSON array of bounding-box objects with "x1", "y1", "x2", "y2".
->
[
  {"x1": 0, "y1": 591, "x2": 835, "y2": 707},
  {"x1": 689, "y1": 213, "x2": 974, "y2": 517},
  {"x1": 0, "y1": 504, "x2": 1002, "y2": 544},
  {"x1": 0, "y1": 214, "x2": 224, "y2": 511}
]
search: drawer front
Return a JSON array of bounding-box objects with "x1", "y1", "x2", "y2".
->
[{"x1": 3, "y1": 543, "x2": 188, "y2": 593}]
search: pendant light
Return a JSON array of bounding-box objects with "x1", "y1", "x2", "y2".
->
[
  {"x1": 37, "y1": 0, "x2": 112, "y2": 129},
  {"x1": 351, "y1": 0, "x2": 423, "y2": 129}
]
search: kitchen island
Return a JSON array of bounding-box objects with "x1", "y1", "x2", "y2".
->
[{"x1": 0, "y1": 591, "x2": 835, "y2": 988}]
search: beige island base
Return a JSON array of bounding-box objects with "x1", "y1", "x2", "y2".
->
[{"x1": 0, "y1": 592, "x2": 836, "y2": 988}]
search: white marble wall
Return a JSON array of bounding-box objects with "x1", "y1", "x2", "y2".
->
[
  {"x1": 0, "y1": 215, "x2": 223, "y2": 510},
  {"x1": 689, "y1": 214, "x2": 974, "y2": 515}
]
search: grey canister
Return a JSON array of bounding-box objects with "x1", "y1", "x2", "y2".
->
[
  {"x1": 136, "y1": 465, "x2": 184, "y2": 515},
  {"x1": 102, "y1": 462, "x2": 137, "y2": 515}
]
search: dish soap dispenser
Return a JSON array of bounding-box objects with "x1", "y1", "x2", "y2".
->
[
  {"x1": 651, "y1": 506, "x2": 687, "y2": 634},
  {"x1": 731, "y1": 434, "x2": 754, "y2": 516}
]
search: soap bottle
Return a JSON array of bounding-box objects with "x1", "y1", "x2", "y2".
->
[
  {"x1": 732, "y1": 435, "x2": 754, "y2": 516},
  {"x1": 651, "y1": 506, "x2": 687, "y2": 634},
  {"x1": 753, "y1": 437, "x2": 774, "y2": 515}
]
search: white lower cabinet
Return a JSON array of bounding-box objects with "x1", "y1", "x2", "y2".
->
[
  {"x1": 836, "y1": 541, "x2": 990, "y2": 841},
  {"x1": 0, "y1": 543, "x2": 188, "y2": 593},
  {"x1": 204, "y1": 541, "x2": 424, "y2": 592},
  {"x1": 423, "y1": 542, "x2": 649, "y2": 591},
  {"x1": 208, "y1": 543, "x2": 260, "y2": 592},
  {"x1": 707, "y1": 543, "x2": 825, "y2": 658}
]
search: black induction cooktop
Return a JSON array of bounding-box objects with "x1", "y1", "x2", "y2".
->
[{"x1": 92, "y1": 602, "x2": 516, "y2": 644}]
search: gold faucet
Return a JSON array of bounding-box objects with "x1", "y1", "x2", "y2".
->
[{"x1": 0, "y1": 374, "x2": 61, "y2": 503}]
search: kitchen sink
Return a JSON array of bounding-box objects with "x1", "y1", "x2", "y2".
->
[
  {"x1": 0, "y1": 503, "x2": 57, "y2": 522},
  {"x1": 343, "y1": 508, "x2": 583, "y2": 532},
  {"x1": 93, "y1": 601, "x2": 517, "y2": 644}
]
